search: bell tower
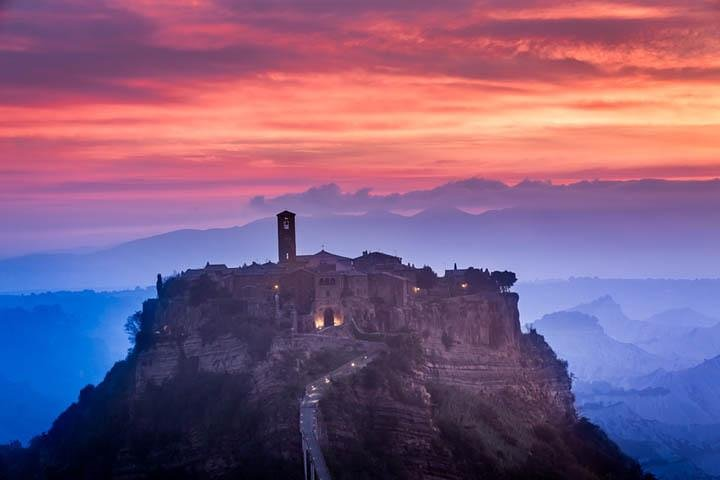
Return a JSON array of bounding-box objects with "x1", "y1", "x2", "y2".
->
[{"x1": 277, "y1": 210, "x2": 296, "y2": 264}]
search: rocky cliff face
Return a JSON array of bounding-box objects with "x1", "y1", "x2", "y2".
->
[
  {"x1": 318, "y1": 293, "x2": 635, "y2": 479},
  {"x1": 0, "y1": 275, "x2": 650, "y2": 480}
]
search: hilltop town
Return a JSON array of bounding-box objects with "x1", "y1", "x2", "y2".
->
[{"x1": 174, "y1": 210, "x2": 517, "y2": 337}]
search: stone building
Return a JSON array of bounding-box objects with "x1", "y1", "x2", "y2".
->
[
  {"x1": 176, "y1": 210, "x2": 504, "y2": 334},
  {"x1": 353, "y1": 251, "x2": 402, "y2": 272}
]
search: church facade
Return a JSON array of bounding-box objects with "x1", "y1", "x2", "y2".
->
[{"x1": 274, "y1": 211, "x2": 415, "y2": 330}]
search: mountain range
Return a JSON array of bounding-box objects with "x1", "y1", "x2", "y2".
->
[
  {"x1": 533, "y1": 294, "x2": 720, "y2": 479},
  {"x1": 2, "y1": 204, "x2": 720, "y2": 293},
  {"x1": 532, "y1": 311, "x2": 666, "y2": 383},
  {"x1": 577, "y1": 357, "x2": 720, "y2": 480}
]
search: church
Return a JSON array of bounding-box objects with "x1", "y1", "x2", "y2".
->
[{"x1": 273, "y1": 210, "x2": 415, "y2": 330}]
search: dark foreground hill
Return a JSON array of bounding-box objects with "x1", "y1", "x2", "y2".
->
[{"x1": 0, "y1": 269, "x2": 652, "y2": 479}]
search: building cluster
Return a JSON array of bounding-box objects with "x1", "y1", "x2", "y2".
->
[{"x1": 181, "y1": 210, "x2": 504, "y2": 332}]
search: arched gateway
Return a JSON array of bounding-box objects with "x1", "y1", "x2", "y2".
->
[{"x1": 323, "y1": 308, "x2": 334, "y2": 328}]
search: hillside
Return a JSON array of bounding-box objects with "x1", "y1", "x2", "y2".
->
[{"x1": 0, "y1": 266, "x2": 651, "y2": 479}]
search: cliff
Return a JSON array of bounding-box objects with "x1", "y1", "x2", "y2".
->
[
  {"x1": 0, "y1": 273, "x2": 651, "y2": 480},
  {"x1": 319, "y1": 293, "x2": 642, "y2": 479}
]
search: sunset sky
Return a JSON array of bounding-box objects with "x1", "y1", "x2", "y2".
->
[{"x1": 1, "y1": 0, "x2": 719, "y2": 255}]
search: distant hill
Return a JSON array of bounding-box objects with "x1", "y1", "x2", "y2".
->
[
  {"x1": 533, "y1": 311, "x2": 665, "y2": 383},
  {"x1": 516, "y1": 278, "x2": 720, "y2": 324},
  {"x1": 532, "y1": 295, "x2": 720, "y2": 479},
  {"x1": 569, "y1": 296, "x2": 648, "y2": 343},
  {"x1": 645, "y1": 308, "x2": 719, "y2": 329},
  {"x1": 563, "y1": 296, "x2": 720, "y2": 365},
  {"x1": 576, "y1": 357, "x2": 720, "y2": 479},
  {"x1": 581, "y1": 401, "x2": 720, "y2": 480},
  {"x1": 583, "y1": 356, "x2": 720, "y2": 426},
  {"x1": 639, "y1": 321, "x2": 720, "y2": 365},
  {"x1": 2, "y1": 205, "x2": 720, "y2": 292}
]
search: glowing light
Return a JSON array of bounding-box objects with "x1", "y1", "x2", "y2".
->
[
  {"x1": 413, "y1": 286, "x2": 421, "y2": 293},
  {"x1": 273, "y1": 284, "x2": 279, "y2": 290},
  {"x1": 460, "y1": 282, "x2": 468, "y2": 289}
]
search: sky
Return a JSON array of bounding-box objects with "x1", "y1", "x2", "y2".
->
[{"x1": 1, "y1": 0, "x2": 719, "y2": 256}]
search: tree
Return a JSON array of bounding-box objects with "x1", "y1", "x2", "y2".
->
[
  {"x1": 124, "y1": 311, "x2": 142, "y2": 346},
  {"x1": 464, "y1": 267, "x2": 495, "y2": 291},
  {"x1": 156, "y1": 273, "x2": 163, "y2": 298},
  {"x1": 491, "y1": 270, "x2": 517, "y2": 293},
  {"x1": 415, "y1": 265, "x2": 438, "y2": 289}
]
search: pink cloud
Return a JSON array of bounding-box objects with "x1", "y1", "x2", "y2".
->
[{"x1": 1, "y1": 0, "x2": 719, "y2": 254}]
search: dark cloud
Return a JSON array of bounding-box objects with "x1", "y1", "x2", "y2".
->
[
  {"x1": 219, "y1": 0, "x2": 477, "y2": 17},
  {"x1": 250, "y1": 177, "x2": 720, "y2": 214},
  {"x1": 441, "y1": 16, "x2": 690, "y2": 45},
  {"x1": 1, "y1": 0, "x2": 718, "y2": 106}
]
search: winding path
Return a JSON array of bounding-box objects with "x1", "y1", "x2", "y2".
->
[{"x1": 299, "y1": 350, "x2": 381, "y2": 480}]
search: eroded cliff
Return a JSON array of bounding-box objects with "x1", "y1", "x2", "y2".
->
[
  {"x1": 319, "y1": 292, "x2": 642, "y2": 479},
  {"x1": 0, "y1": 274, "x2": 650, "y2": 480}
]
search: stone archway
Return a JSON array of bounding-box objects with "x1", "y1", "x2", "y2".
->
[{"x1": 323, "y1": 308, "x2": 335, "y2": 328}]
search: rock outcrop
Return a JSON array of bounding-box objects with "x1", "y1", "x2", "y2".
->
[
  {"x1": 0, "y1": 273, "x2": 650, "y2": 480},
  {"x1": 317, "y1": 292, "x2": 634, "y2": 479}
]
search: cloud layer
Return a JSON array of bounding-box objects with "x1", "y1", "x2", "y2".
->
[{"x1": 250, "y1": 177, "x2": 720, "y2": 214}]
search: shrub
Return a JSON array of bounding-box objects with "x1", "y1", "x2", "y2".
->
[
  {"x1": 198, "y1": 313, "x2": 275, "y2": 362},
  {"x1": 188, "y1": 275, "x2": 230, "y2": 307},
  {"x1": 441, "y1": 331, "x2": 453, "y2": 350}
]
